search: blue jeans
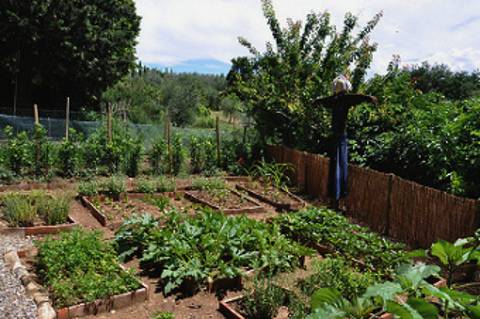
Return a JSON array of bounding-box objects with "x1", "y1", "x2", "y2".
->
[{"x1": 330, "y1": 134, "x2": 348, "y2": 200}]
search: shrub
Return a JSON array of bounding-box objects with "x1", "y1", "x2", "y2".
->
[{"x1": 36, "y1": 229, "x2": 140, "y2": 308}]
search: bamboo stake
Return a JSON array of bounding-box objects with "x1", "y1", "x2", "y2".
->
[
  {"x1": 33, "y1": 103, "x2": 39, "y2": 125},
  {"x1": 215, "y1": 115, "x2": 221, "y2": 167},
  {"x1": 33, "y1": 104, "x2": 40, "y2": 176},
  {"x1": 167, "y1": 114, "x2": 172, "y2": 174},
  {"x1": 65, "y1": 97, "x2": 70, "y2": 141},
  {"x1": 107, "y1": 103, "x2": 112, "y2": 143}
]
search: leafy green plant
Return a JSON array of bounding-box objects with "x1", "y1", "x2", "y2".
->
[
  {"x1": 78, "y1": 180, "x2": 99, "y2": 196},
  {"x1": 151, "y1": 311, "x2": 175, "y2": 319},
  {"x1": 116, "y1": 210, "x2": 313, "y2": 295},
  {"x1": 298, "y1": 257, "x2": 376, "y2": 301},
  {"x1": 58, "y1": 129, "x2": 82, "y2": 177},
  {"x1": 125, "y1": 138, "x2": 143, "y2": 177},
  {"x1": 252, "y1": 161, "x2": 292, "y2": 191},
  {"x1": 241, "y1": 276, "x2": 285, "y2": 319},
  {"x1": 135, "y1": 178, "x2": 157, "y2": 194},
  {"x1": 169, "y1": 134, "x2": 185, "y2": 175},
  {"x1": 191, "y1": 177, "x2": 226, "y2": 191},
  {"x1": 274, "y1": 207, "x2": 408, "y2": 276},
  {"x1": 36, "y1": 229, "x2": 140, "y2": 308},
  {"x1": 142, "y1": 195, "x2": 170, "y2": 211},
  {"x1": 430, "y1": 239, "x2": 479, "y2": 288},
  {"x1": 37, "y1": 192, "x2": 73, "y2": 225},
  {"x1": 155, "y1": 176, "x2": 176, "y2": 192},
  {"x1": 115, "y1": 214, "x2": 159, "y2": 261},
  {"x1": 189, "y1": 135, "x2": 216, "y2": 174},
  {"x1": 148, "y1": 138, "x2": 167, "y2": 175},
  {"x1": 1, "y1": 193, "x2": 37, "y2": 227},
  {"x1": 100, "y1": 176, "x2": 126, "y2": 200},
  {"x1": 3, "y1": 126, "x2": 33, "y2": 175}
]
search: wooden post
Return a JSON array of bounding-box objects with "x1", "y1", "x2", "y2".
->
[
  {"x1": 33, "y1": 103, "x2": 39, "y2": 125},
  {"x1": 65, "y1": 97, "x2": 70, "y2": 141},
  {"x1": 167, "y1": 114, "x2": 172, "y2": 174},
  {"x1": 33, "y1": 104, "x2": 40, "y2": 176},
  {"x1": 107, "y1": 103, "x2": 112, "y2": 143},
  {"x1": 215, "y1": 115, "x2": 221, "y2": 167}
]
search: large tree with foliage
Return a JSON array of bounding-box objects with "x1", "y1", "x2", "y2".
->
[
  {"x1": 227, "y1": 0, "x2": 382, "y2": 152},
  {"x1": 406, "y1": 62, "x2": 480, "y2": 101},
  {"x1": 0, "y1": 0, "x2": 140, "y2": 110}
]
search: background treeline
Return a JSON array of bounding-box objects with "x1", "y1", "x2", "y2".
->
[{"x1": 103, "y1": 65, "x2": 244, "y2": 128}]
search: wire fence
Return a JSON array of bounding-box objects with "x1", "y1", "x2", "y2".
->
[{"x1": 0, "y1": 113, "x2": 228, "y2": 145}]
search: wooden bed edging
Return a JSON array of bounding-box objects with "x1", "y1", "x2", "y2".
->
[
  {"x1": 235, "y1": 184, "x2": 305, "y2": 211},
  {"x1": 3, "y1": 249, "x2": 148, "y2": 319},
  {"x1": 3, "y1": 216, "x2": 79, "y2": 236},
  {"x1": 185, "y1": 189, "x2": 265, "y2": 215}
]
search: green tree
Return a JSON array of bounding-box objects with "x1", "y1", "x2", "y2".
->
[
  {"x1": 227, "y1": 0, "x2": 382, "y2": 152},
  {"x1": 0, "y1": 0, "x2": 141, "y2": 109}
]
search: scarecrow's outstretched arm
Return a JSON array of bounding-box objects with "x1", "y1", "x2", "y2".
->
[{"x1": 313, "y1": 94, "x2": 378, "y2": 109}]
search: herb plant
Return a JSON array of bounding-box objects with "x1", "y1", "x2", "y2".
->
[{"x1": 36, "y1": 229, "x2": 140, "y2": 308}]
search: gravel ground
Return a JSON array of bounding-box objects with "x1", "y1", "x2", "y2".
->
[{"x1": 0, "y1": 231, "x2": 37, "y2": 319}]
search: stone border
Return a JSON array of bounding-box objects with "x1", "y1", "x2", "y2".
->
[
  {"x1": 236, "y1": 184, "x2": 305, "y2": 211},
  {"x1": 3, "y1": 250, "x2": 148, "y2": 319},
  {"x1": 3, "y1": 216, "x2": 79, "y2": 236},
  {"x1": 185, "y1": 189, "x2": 265, "y2": 215}
]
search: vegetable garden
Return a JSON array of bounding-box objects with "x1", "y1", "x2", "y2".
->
[{"x1": 1, "y1": 117, "x2": 480, "y2": 319}]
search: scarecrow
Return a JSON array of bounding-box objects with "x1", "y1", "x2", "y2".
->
[{"x1": 313, "y1": 74, "x2": 377, "y2": 209}]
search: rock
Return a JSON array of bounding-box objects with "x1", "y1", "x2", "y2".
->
[
  {"x1": 4, "y1": 250, "x2": 19, "y2": 268},
  {"x1": 37, "y1": 302, "x2": 56, "y2": 319}
]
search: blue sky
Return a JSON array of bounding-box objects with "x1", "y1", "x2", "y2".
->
[{"x1": 135, "y1": 0, "x2": 480, "y2": 75}]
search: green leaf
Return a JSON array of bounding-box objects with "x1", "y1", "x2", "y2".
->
[
  {"x1": 310, "y1": 288, "x2": 343, "y2": 310},
  {"x1": 362, "y1": 281, "x2": 403, "y2": 301},
  {"x1": 407, "y1": 297, "x2": 439, "y2": 319}
]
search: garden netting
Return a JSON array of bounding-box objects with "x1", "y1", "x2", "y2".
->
[{"x1": 0, "y1": 113, "x2": 223, "y2": 143}]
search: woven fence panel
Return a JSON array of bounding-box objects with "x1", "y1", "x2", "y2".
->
[
  {"x1": 344, "y1": 165, "x2": 391, "y2": 234},
  {"x1": 282, "y1": 147, "x2": 307, "y2": 191},
  {"x1": 265, "y1": 145, "x2": 284, "y2": 163},
  {"x1": 304, "y1": 153, "x2": 330, "y2": 201},
  {"x1": 389, "y1": 176, "x2": 479, "y2": 248}
]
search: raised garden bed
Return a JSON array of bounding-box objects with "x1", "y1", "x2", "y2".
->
[
  {"x1": 0, "y1": 191, "x2": 77, "y2": 235},
  {"x1": 219, "y1": 277, "x2": 446, "y2": 319},
  {"x1": 5, "y1": 229, "x2": 149, "y2": 319},
  {"x1": 236, "y1": 182, "x2": 305, "y2": 211},
  {"x1": 81, "y1": 192, "x2": 192, "y2": 230},
  {"x1": 1, "y1": 216, "x2": 79, "y2": 235},
  {"x1": 185, "y1": 189, "x2": 264, "y2": 214}
]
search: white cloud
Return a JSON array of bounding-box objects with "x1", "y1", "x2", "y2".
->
[{"x1": 134, "y1": 0, "x2": 480, "y2": 73}]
